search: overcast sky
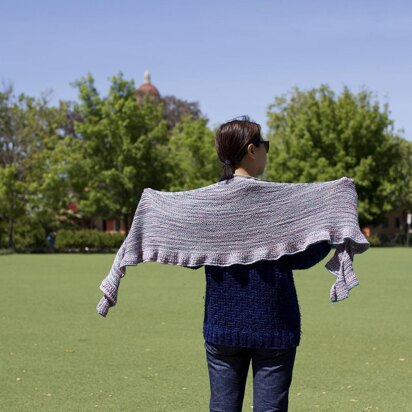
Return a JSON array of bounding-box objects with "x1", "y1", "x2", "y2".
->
[{"x1": 1, "y1": 0, "x2": 411, "y2": 139}]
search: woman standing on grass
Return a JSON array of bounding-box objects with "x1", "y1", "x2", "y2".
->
[
  {"x1": 97, "y1": 115, "x2": 366, "y2": 410},
  {"x1": 199, "y1": 116, "x2": 332, "y2": 412}
]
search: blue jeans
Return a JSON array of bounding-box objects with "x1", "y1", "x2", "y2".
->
[{"x1": 204, "y1": 341, "x2": 297, "y2": 412}]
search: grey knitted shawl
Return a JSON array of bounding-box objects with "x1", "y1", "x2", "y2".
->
[{"x1": 97, "y1": 175, "x2": 369, "y2": 317}]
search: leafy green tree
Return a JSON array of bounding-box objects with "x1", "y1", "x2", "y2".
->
[
  {"x1": 72, "y1": 73, "x2": 169, "y2": 234},
  {"x1": 395, "y1": 138, "x2": 412, "y2": 210},
  {"x1": 165, "y1": 115, "x2": 219, "y2": 191},
  {"x1": 266, "y1": 85, "x2": 410, "y2": 227},
  {"x1": 0, "y1": 84, "x2": 73, "y2": 248}
]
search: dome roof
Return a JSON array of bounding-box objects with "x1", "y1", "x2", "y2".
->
[
  {"x1": 136, "y1": 69, "x2": 160, "y2": 99},
  {"x1": 136, "y1": 82, "x2": 160, "y2": 96}
]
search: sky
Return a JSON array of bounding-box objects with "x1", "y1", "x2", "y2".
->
[{"x1": 1, "y1": 0, "x2": 412, "y2": 139}]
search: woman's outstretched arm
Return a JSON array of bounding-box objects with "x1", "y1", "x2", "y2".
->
[{"x1": 280, "y1": 240, "x2": 332, "y2": 270}]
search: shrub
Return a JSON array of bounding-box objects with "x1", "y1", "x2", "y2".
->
[
  {"x1": 14, "y1": 217, "x2": 47, "y2": 250},
  {"x1": 366, "y1": 234, "x2": 381, "y2": 246},
  {"x1": 394, "y1": 232, "x2": 408, "y2": 246},
  {"x1": 55, "y1": 229, "x2": 125, "y2": 251}
]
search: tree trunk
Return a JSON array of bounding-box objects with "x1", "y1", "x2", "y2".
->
[
  {"x1": 124, "y1": 215, "x2": 129, "y2": 237},
  {"x1": 8, "y1": 216, "x2": 14, "y2": 250}
]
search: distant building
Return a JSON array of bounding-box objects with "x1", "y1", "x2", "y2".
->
[
  {"x1": 135, "y1": 69, "x2": 161, "y2": 103},
  {"x1": 362, "y1": 208, "x2": 410, "y2": 244},
  {"x1": 93, "y1": 217, "x2": 129, "y2": 234}
]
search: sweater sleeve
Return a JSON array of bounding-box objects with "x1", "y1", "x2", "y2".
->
[{"x1": 280, "y1": 240, "x2": 332, "y2": 270}]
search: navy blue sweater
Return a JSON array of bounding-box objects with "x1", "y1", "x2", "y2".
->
[{"x1": 190, "y1": 240, "x2": 332, "y2": 349}]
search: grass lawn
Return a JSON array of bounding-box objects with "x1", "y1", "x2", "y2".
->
[{"x1": 1, "y1": 247, "x2": 411, "y2": 411}]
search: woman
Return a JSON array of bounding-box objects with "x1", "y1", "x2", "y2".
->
[
  {"x1": 96, "y1": 115, "x2": 363, "y2": 409},
  {"x1": 201, "y1": 116, "x2": 331, "y2": 412}
]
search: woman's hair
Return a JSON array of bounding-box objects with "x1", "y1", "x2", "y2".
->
[{"x1": 215, "y1": 115, "x2": 263, "y2": 181}]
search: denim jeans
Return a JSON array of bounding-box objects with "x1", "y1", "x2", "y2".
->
[{"x1": 204, "y1": 341, "x2": 297, "y2": 412}]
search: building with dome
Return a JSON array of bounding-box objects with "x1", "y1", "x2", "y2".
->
[{"x1": 135, "y1": 69, "x2": 161, "y2": 103}]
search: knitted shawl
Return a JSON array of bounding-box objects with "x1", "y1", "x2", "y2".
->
[{"x1": 97, "y1": 175, "x2": 369, "y2": 317}]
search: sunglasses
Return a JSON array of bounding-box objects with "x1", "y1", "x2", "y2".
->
[
  {"x1": 259, "y1": 139, "x2": 270, "y2": 153},
  {"x1": 238, "y1": 138, "x2": 270, "y2": 157}
]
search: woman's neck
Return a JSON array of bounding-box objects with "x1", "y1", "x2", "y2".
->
[{"x1": 233, "y1": 168, "x2": 254, "y2": 178}]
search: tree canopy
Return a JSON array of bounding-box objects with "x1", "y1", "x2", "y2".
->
[
  {"x1": 72, "y1": 73, "x2": 170, "y2": 234},
  {"x1": 0, "y1": 84, "x2": 73, "y2": 248},
  {"x1": 266, "y1": 84, "x2": 412, "y2": 227},
  {"x1": 1, "y1": 78, "x2": 411, "y2": 249},
  {"x1": 165, "y1": 115, "x2": 219, "y2": 191}
]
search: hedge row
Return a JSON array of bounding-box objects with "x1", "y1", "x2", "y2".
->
[{"x1": 54, "y1": 229, "x2": 125, "y2": 250}]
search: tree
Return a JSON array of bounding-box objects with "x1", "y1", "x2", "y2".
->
[
  {"x1": 266, "y1": 84, "x2": 410, "y2": 227},
  {"x1": 165, "y1": 115, "x2": 219, "y2": 191},
  {"x1": 161, "y1": 95, "x2": 204, "y2": 131},
  {"x1": 72, "y1": 73, "x2": 169, "y2": 235},
  {"x1": 395, "y1": 138, "x2": 412, "y2": 211},
  {"x1": 0, "y1": 83, "x2": 73, "y2": 249}
]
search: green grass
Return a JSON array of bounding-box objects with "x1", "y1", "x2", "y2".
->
[{"x1": 1, "y1": 248, "x2": 411, "y2": 411}]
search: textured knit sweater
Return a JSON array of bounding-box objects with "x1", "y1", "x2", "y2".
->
[
  {"x1": 200, "y1": 239, "x2": 332, "y2": 349},
  {"x1": 97, "y1": 175, "x2": 369, "y2": 317}
]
